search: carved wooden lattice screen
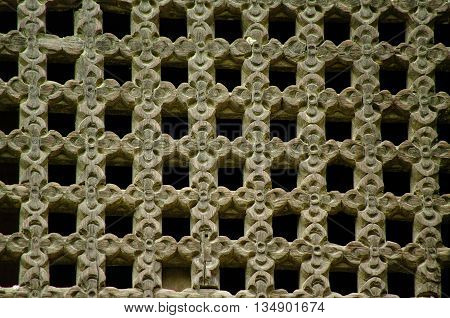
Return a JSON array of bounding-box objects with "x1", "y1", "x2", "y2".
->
[{"x1": 0, "y1": 0, "x2": 449, "y2": 298}]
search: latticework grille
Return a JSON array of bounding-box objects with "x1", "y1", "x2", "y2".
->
[{"x1": 0, "y1": 0, "x2": 449, "y2": 298}]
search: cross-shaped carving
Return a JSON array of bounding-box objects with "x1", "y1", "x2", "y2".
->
[
  {"x1": 393, "y1": 0, "x2": 448, "y2": 25},
  {"x1": 178, "y1": 71, "x2": 228, "y2": 122},
  {"x1": 131, "y1": 0, "x2": 171, "y2": 24},
  {"x1": 343, "y1": 173, "x2": 397, "y2": 224},
  {"x1": 284, "y1": 0, "x2": 334, "y2": 24},
  {"x1": 399, "y1": 126, "x2": 449, "y2": 177},
  {"x1": 284, "y1": 24, "x2": 336, "y2": 74},
  {"x1": 175, "y1": 21, "x2": 228, "y2": 72},
  {"x1": 179, "y1": 121, "x2": 230, "y2": 171},
  {"x1": 337, "y1": 0, "x2": 390, "y2": 25},
  {"x1": 395, "y1": 75, "x2": 449, "y2": 126},
  {"x1": 287, "y1": 124, "x2": 338, "y2": 174},
  {"x1": 289, "y1": 173, "x2": 341, "y2": 224},
  {"x1": 175, "y1": 0, "x2": 225, "y2": 22},
  {"x1": 123, "y1": 119, "x2": 175, "y2": 170},
  {"x1": 341, "y1": 123, "x2": 396, "y2": 175},
  {"x1": 228, "y1": 0, "x2": 281, "y2": 25},
  {"x1": 179, "y1": 221, "x2": 231, "y2": 289}
]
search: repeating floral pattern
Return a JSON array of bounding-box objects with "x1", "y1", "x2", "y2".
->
[{"x1": 0, "y1": 0, "x2": 448, "y2": 298}]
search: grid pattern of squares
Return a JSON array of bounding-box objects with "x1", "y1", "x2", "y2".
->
[{"x1": 0, "y1": 0, "x2": 449, "y2": 297}]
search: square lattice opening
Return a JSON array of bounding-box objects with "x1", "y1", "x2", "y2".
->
[
  {"x1": 0, "y1": 57, "x2": 18, "y2": 81},
  {"x1": 162, "y1": 267, "x2": 191, "y2": 291},
  {"x1": 435, "y1": 71, "x2": 449, "y2": 94},
  {"x1": 329, "y1": 271, "x2": 357, "y2": 295},
  {"x1": 48, "y1": 162, "x2": 76, "y2": 186},
  {"x1": 388, "y1": 271, "x2": 414, "y2": 297},
  {"x1": 105, "y1": 214, "x2": 133, "y2": 238},
  {"x1": 437, "y1": 121, "x2": 449, "y2": 142},
  {"x1": 0, "y1": 208, "x2": 20, "y2": 235},
  {"x1": 440, "y1": 171, "x2": 450, "y2": 195},
  {"x1": 386, "y1": 219, "x2": 412, "y2": 247},
  {"x1": 220, "y1": 267, "x2": 245, "y2": 295},
  {"x1": 0, "y1": 259, "x2": 20, "y2": 288},
  {"x1": 0, "y1": 8, "x2": 16, "y2": 33},
  {"x1": 273, "y1": 214, "x2": 299, "y2": 242},
  {"x1": 160, "y1": 18, "x2": 187, "y2": 41},
  {"x1": 106, "y1": 164, "x2": 133, "y2": 189},
  {"x1": 381, "y1": 120, "x2": 408, "y2": 145},
  {"x1": 215, "y1": 19, "x2": 241, "y2": 43},
  {"x1": 48, "y1": 211, "x2": 76, "y2": 236},
  {"x1": 162, "y1": 217, "x2": 190, "y2": 241},
  {"x1": 378, "y1": 21, "x2": 405, "y2": 46},
  {"x1": 380, "y1": 68, "x2": 407, "y2": 94},
  {"x1": 216, "y1": 68, "x2": 241, "y2": 91},
  {"x1": 162, "y1": 116, "x2": 188, "y2": 139},
  {"x1": 0, "y1": 159, "x2": 20, "y2": 185},
  {"x1": 324, "y1": 17, "x2": 350, "y2": 45},
  {"x1": 46, "y1": 9, "x2": 74, "y2": 37},
  {"x1": 325, "y1": 70, "x2": 351, "y2": 93},
  {"x1": 47, "y1": 61, "x2": 75, "y2": 84},
  {"x1": 328, "y1": 212, "x2": 355, "y2": 245},
  {"x1": 271, "y1": 169, "x2": 297, "y2": 192},
  {"x1": 327, "y1": 164, "x2": 353, "y2": 192},
  {"x1": 0, "y1": 109, "x2": 19, "y2": 134},
  {"x1": 106, "y1": 265, "x2": 133, "y2": 289},
  {"x1": 48, "y1": 112, "x2": 75, "y2": 136},
  {"x1": 218, "y1": 167, "x2": 243, "y2": 190},
  {"x1": 326, "y1": 120, "x2": 352, "y2": 141},
  {"x1": 269, "y1": 70, "x2": 296, "y2": 91},
  {"x1": 163, "y1": 166, "x2": 189, "y2": 189},
  {"x1": 216, "y1": 118, "x2": 242, "y2": 140},
  {"x1": 104, "y1": 61, "x2": 132, "y2": 85},
  {"x1": 270, "y1": 119, "x2": 296, "y2": 141},
  {"x1": 105, "y1": 112, "x2": 132, "y2": 138},
  {"x1": 102, "y1": 9, "x2": 130, "y2": 39},
  {"x1": 269, "y1": 19, "x2": 295, "y2": 43},
  {"x1": 274, "y1": 268, "x2": 299, "y2": 292},
  {"x1": 49, "y1": 263, "x2": 76, "y2": 287},
  {"x1": 219, "y1": 218, "x2": 244, "y2": 240},
  {"x1": 161, "y1": 65, "x2": 188, "y2": 88},
  {"x1": 383, "y1": 169, "x2": 411, "y2": 196},
  {"x1": 434, "y1": 20, "x2": 449, "y2": 47}
]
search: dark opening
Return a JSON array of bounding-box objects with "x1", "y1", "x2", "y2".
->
[
  {"x1": 161, "y1": 65, "x2": 188, "y2": 88},
  {"x1": 106, "y1": 265, "x2": 133, "y2": 289},
  {"x1": 216, "y1": 68, "x2": 241, "y2": 91},
  {"x1": 0, "y1": 259, "x2": 20, "y2": 287},
  {"x1": 437, "y1": 121, "x2": 449, "y2": 142},
  {"x1": 0, "y1": 208, "x2": 20, "y2": 235},
  {"x1": 378, "y1": 21, "x2": 405, "y2": 45},
  {"x1": 105, "y1": 113, "x2": 132, "y2": 138},
  {"x1": 48, "y1": 211, "x2": 76, "y2": 236},
  {"x1": 220, "y1": 267, "x2": 245, "y2": 295},
  {"x1": 270, "y1": 119, "x2": 296, "y2": 141},
  {"x1": 272, "y1": 214, "x2": 299, "y2": 242},
  {"x1": 162, "y1": 267, "x2": 191, "y2": 291},
  {"x1": 325, "y1": 120, "x2": 352, "y2": 141},
  {"x1": 441, "y1": 215, "x2": 449, "y2": 247},
  {"x1": 325, "y1": 70, "x2": 351, "y2": 93},
  {"x1": 161, "y1": 116, "x2": 189, "y2": 139},
  {"x1": 435, "y1": 71, "x2": 449, "y2": 94},
  {"x1": 160, "y1": 18, "x2": 187, "y2": 41},
  {"x1": 162, "y1": 166, "x2": 189, "y2": 189},
  {"x1": 102, "y1": 10, "x2": 130, "y2": 39},
  {"x1": 324, "y1": 18, "x2": 350, "y2": 45},
  {"x1": 0, "y1": 9, "x2": 16, "y2": 33},
  {"x1": 0, "y1": 58, "x2": 18, "y2": 81},
  {"x1": 328, "y1": 212, "x2": 355, "y2": 245},
  {"x1": 48, "y1": 163, "x2": 76, "y2": 186},
  {"x1": 274, "y1": 269, "x2": 299, "y2": 292},
  {"x1": 329, "y1": 271, "x2": 357, "y2": 295},
  {"x1": 442, "y1": 266, "x2": 449, "y2": 297},
  {"x1": 48, "y1": 112, "x2": 75, "y2": 136},
  {"x1": 269, "y1": 70, "x2": 296, "y2": 91},
  {"x1": 386, "y1": 219, "x2": 412, "y2": 247},
  {"x1": 0, "y1": 159, "x2": 19, "y2": 184},
  {"x1": 219, "y1": 218, "x2": 244, "y2": 240},
  {"x1": 439, "y1": 171, "x2": 449, "y2": 195},
  {"x1": 49, "y1": 264, "x2": 76, "y2": 287},
  {"x1": 46, "y1": 10, "x2": 74, "y2": 37},
  {"x1": 379, "y1": 69, "x2": 407, "y2": 94},
  {"x1": 162, "y1": 217, "x2": 190, "y2": 241},
  {"x1": 388, "y1": 271, "x2": 415, "y2": 297},
  {"x1": 104, "y1": 61, "x2": 132, "y2": 85},
  {"x1": 381, "y1": 121, "x2": 408, "y2": 145},
  {"x1": 105, "y1": 214, "x2": 133, "y2": 237},
  {"x1": 383, "y1": 169, "x2": 410, "y2": 196},
  {"x1": 435, "y1": 21, "x2": 449, "y2": 46},
  {"x1": 271, "y1": 169, "x2": 297, "y2": 192},
  {"x1": 47, "y1": 62, "x2": 74, "y2": 84},
  {"x1": 326, "y1": 165, "x2": 353, "y2": 192},
  {"x1": 215, "y1": 19, "x2": 241, "y2": 43},
  {"x1": 0, "y1": 109, "x2": 19, "y2": 134},
  {"x1": 218, "y1": 167, "x2": 243, "y2": 191},
  {"x1": 216, "y1": 118, "x2": 242, "y2": 140},
  {"x1": 269, "y1": 19, "x2": 296, "y2": 43},
  {"x1": 105, "y1": 164, "x2": 133, "y2": 189}
]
